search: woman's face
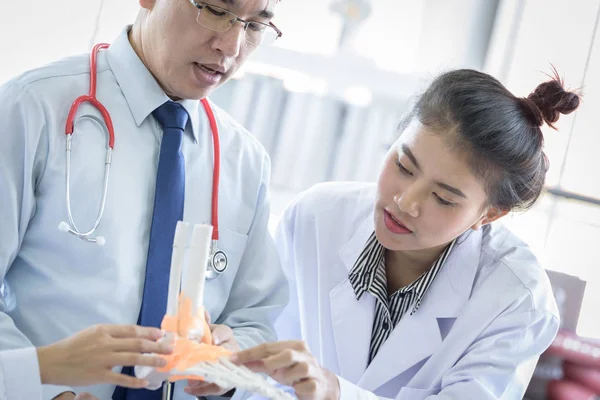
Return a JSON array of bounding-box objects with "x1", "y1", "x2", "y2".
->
[{"x1": 375, "y1": 120, "x2": 505, "y2": 257}]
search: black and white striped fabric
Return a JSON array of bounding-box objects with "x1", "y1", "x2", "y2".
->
[{"x1": 348, "y1": 232, "x2": 456, "y2": 362}]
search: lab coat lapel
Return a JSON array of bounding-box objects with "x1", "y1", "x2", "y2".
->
[
  {"x1": 358, "y1": 229, "x2": 483, "y2": 392},
  {"x1": 330, "y1": 213, "x2": 376, "y2": 384}
]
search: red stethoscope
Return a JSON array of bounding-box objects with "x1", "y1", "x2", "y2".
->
[{"x1": 58, "y1": 43, "x2": 228, "y2": 279}]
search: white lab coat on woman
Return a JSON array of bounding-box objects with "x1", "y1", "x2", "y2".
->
[{"x1": 272, "y1": 182, "x2": 559, "y2": 400}]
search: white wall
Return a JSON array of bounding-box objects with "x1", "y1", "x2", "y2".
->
[{"x1": 486, "y1": 0, "x2": 600, "y2": 338}]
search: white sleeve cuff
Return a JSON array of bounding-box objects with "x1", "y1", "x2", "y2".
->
[
  {"x1": 0, "y1": 346, "x2": 42, "y2": 400},
  {"x1": 338, "y1": 375, "x2": 389, "y2": 400}
]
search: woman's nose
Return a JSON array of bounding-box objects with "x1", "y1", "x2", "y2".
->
[{"x1": 394, "y1": 186, "x2": 420, "y2": 218}]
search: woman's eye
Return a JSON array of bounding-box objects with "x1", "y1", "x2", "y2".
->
[
  {"x1": 434, "y1": 193, "x2": 456, "y2": 207},
  {"x1": 396, "y1": 161, "x2": 413, "y2": 176}
]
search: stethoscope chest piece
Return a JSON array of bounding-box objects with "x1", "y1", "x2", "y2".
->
[
  {"x1": 206, "y1": 242, "x2": 228, "y2": 280},
  {"x1": 212, "y1": 250, "x2": 228, "y2": 273}
]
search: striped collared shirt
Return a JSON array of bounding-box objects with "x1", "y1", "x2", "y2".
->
[{"x1": 349, "y1": 232, "x2": 456, "y2": 362}]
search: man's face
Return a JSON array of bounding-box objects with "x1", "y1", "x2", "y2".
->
[{"x1": 137, "y1": 0, "x2": 277, "y2": 100}]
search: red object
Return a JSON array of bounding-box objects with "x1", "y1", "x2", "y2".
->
[
  {"x1": 547, "y1": 380, "x2": 598, "y2": 399},
  {"x1": 65, "y1": 43, "x2": 114, "y2": 148},
  {"x1": 545, "y1": 330, "x2": 600, "y2": 369},
  {"x1": 200, "y1": 98, "x2": 221, "y2": 242},
  {"x1": 564, "y1": 361, "x2": 600, "y2": 394}
]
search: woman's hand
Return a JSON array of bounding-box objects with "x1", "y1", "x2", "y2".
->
[
  {"x1": 231, "y1": 341, "x2": 340, "y2": 400},
  {"x1": 38, "y1": 324, "x2": 173, "y2": 389},
  {"x1": 184, "y1": 313, "x2": 240, "y2": 397}
]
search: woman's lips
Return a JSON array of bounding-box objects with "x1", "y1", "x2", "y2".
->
[{"x1": 383, "y1": 210, "x2": 413, "y2": 234}]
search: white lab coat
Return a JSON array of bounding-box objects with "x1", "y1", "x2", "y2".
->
[{"x1": 273, "y1": 182, "x2": 560, "y2": 400}]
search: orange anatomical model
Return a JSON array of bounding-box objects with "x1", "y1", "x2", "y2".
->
[
  {"x1": 157, "y1": 293, "x2": 232, "y2": 381},
  {"x1": 134, "y1": 222, "x2": 294, "y2": 400}
]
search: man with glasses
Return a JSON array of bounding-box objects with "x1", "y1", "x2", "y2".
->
[{"x1": 0, "y1": 1, "x2": 287, "y2": 400}]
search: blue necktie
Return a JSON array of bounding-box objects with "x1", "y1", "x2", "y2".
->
[{"x1": 113, "y1": 101, "x2": 188, "y2": 400}]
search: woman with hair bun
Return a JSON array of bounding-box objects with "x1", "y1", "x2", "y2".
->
[{"x1": 232, "y1": 69, "x2": 581, "y2": 400}]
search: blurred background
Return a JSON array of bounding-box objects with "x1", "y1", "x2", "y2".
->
[{"x1": 1, "y1": 1, "x2": 599, "y2": 398}]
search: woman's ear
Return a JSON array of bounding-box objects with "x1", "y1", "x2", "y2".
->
[{"x1": 471, "y1": 207, "x2": 509, "y2": 230}]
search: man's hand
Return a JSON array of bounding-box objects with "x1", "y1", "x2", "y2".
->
[
  {"x1": 231, "y1": 341, "x2": 340, "y2": 400},
  {"x1": 38, "y1": 324, "x2": 173, "y2": 389},
  {"x1": 184, "y1": 313, "x2": 240, "y2": 397}
]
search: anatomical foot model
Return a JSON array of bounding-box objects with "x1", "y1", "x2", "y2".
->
[{"x1": 135, "y1": 222, "x2": 294, "y2": 400}]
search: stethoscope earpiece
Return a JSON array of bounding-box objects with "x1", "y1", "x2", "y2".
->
[
  {"x1": 58, "y1": 221, "x2": 70, "y2": 233},
  {"x1": 58, "y1": 221, "x2": 106, "y2": 246}
]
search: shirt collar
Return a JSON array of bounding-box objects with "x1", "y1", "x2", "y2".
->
[
  {"x1": 405, "y1": 239, "x2": 456, "y2": 314},
  {"x1": 349, "y1": 232, "x2": 457, "y2": 314},
  {"x1": 349, "y1": 232, "x2": 384, "y2": 301},
  {"x1": 106, "y1": 26, "x2": 202, "y2": 142}
]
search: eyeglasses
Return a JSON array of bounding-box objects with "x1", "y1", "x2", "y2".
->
[{"x1": 188, "y1": 0, "x2": 282, "y2": 46}]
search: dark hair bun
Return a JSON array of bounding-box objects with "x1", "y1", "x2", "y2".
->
[{"x1": 525, "y1": 74, "x2": 581, "y2": 128}]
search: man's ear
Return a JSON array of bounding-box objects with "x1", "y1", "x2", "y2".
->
[{"x1": 471, "y1": 206, "x2": 509, "y2": 230}]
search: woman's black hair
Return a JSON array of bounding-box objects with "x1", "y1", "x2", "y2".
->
[{"x1": 403, "y1": 68, "x2": 580, "y2": 211}]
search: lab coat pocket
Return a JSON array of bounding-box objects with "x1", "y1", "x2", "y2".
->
[
  {"x1": 396, "y1": 387, "x2": 438, "y2": 400},
  {"x1": 203, "y1": 228, "x2": 249, "y2": 318},
  {"x1": 216, "y1": 228, "x2": 249, "y2": 276}
]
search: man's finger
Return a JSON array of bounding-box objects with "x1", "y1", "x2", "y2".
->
[
  {"x1": 113, "y1": 353, "x2": 169, "y2": 368},
  {"x1": 210, "y1": 324, "x2": 233, "y2": 346},
  {"x1": 111, "y1": 338, "x2": 173, "y2": 355},
  {"x1": 107, "y1": 371, "x2": 150, "y2": 389},
  {"x1": 106, "y1": 325, "x2": 163, "y2": 341}
]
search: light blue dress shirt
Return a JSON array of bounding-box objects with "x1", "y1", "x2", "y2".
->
[
  {"x1": 0, "y1": 27, "x2": 288, "y2": 400},
  {"x1": 0, "y1": 347, "x2": 42, "y2": 400}
]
